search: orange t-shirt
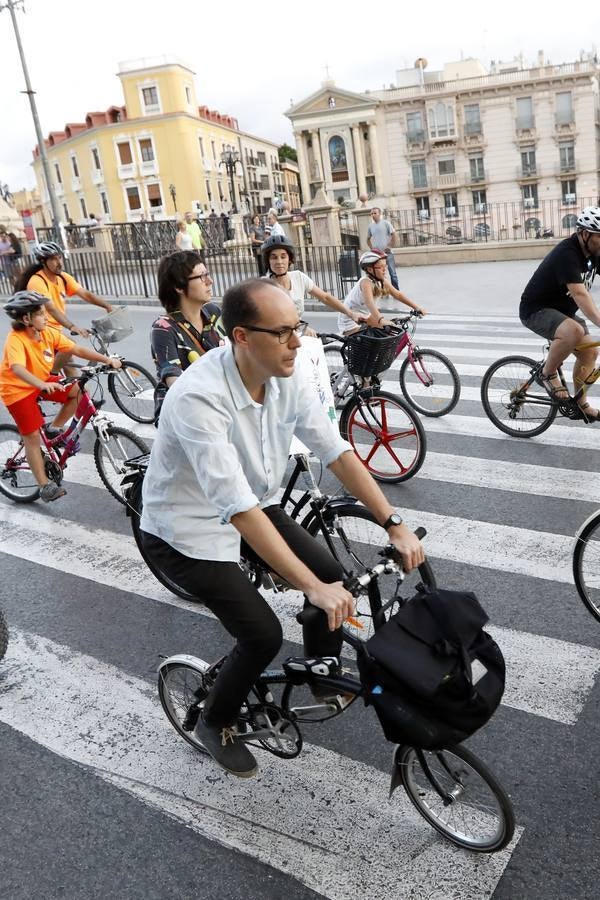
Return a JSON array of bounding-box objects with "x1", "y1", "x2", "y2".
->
[
  {"x1": 27, "y1": 270, "x2": 82, "y2": 329},
  {"x1": 0, "y1": 327, "x2": 75, "y2": 406}
]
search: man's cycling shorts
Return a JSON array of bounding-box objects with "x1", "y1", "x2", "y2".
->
[{"x1": 521, "y1": 308, "x2": 589, "y2": 342}]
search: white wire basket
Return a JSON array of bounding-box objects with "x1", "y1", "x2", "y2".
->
[{"x1": 91, "y1": 306, "x2": 133, "y2": 343}]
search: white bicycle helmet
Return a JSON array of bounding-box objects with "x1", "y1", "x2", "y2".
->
[
  {"x1": 4, "y1": 290, "x2": 49, "y2": 319},
  {"x1": 32, "y1": 240, "x2": 63, "y2": 262},
  {"x1": 359, "y1": 249, "x2": 387, "y2": 270},
  {"x1": 576, "y1": 207, "x2": 600, "y2": 233}
]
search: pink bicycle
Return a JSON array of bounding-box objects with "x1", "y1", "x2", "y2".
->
[
  {"x1": 0, "y1": 363, "x2": 149, "y2": 505},
  {"x1": 324, "y1": 312, "x2": 461, "y2": 417}
]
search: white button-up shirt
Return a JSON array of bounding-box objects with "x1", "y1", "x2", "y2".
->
[{"x1": 141, "y1": 344, "x2": 352, "y2": 561}]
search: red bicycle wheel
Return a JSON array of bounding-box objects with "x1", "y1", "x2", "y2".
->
[{"x1": 339, "y1": 390, "x2": 426, "y2": 483}]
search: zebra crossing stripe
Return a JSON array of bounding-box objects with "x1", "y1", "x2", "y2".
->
[
  {"x1": 1, "y1": 500, "x2": 598, "y2": 726},
  {"x1": 0, "y1": 629, "x2": 520, "y2": 900}
]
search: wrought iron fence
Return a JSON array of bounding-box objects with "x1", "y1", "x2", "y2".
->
[{"x1": 0, "y1": 244, "x2": 361, "y2": 301}]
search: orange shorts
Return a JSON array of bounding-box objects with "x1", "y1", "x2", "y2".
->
[{"x1": 6, "y1": 376, "x2": 75, "y2": 435}]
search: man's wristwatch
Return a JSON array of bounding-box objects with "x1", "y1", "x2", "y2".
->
[{"x1": 382, "y1": 513, "x2": 403, "y2": 531}]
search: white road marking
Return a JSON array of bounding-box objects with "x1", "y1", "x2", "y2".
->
[{"x1": 0, "y1": 629, "x2": 520, "y2": 900}]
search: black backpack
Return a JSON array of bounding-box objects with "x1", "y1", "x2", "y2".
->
[{"x1": 357, "y1": 587, "x2": 505, "y2": 749}]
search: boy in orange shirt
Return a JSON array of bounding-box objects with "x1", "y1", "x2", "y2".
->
[{"x1": 0, "y1": 291, "x2": 121, "y2": 502}]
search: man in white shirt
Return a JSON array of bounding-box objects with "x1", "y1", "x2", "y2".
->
[
  {"x1": 367, "y1": 207, "x2": 399, "y2": 289},
  {"x1": 140, "y1": 278, "x2": 423, "y2": 778}
]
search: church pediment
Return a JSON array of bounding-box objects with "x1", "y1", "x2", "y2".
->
[{"x1": 286, "y1": 86, "x2": 374, "y2": 118}]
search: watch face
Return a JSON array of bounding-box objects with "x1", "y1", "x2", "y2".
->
[{"x1": 387, "y1": 514, "x2": 402, "y2": 528}]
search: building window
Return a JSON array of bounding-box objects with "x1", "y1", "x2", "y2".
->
[
  {"x1": 428, "y1": 102, "x2": 455, "y2": 139},
  {"x1": 406, "y1": 111, "x2": 425, "y2": 143},
  {"x1": 199, "y1": 137, "x2": 205, "y2": 158},
  {"x1": 100, "y1": 191, "x2": 110, "y2": 215},
  {"x1": 556, "y1": 91, "x2": 574, "y2": 125},
  {"x1": 117, "y1": 142, "x2": 133, "y2": 165},
  {"x1": 469, "y1": 156, "x2": 485, "y2": 182},
  {"x1": 211, "y1": 141, "x2": 216, "y2": 160},
  {"x1": 562, "y1": 213, "x2": 578, "y2": 229},
  {"x1": 126, "y1": 185, "x2": 142, "y2": 211},
  {"x1": 54, "y1": 163, "x2": 62, "y2": 185},
  {"x1": 257, "y1": 151, "x2": 266, "y2": 166},
  {"x1": 80, "y1": 197, "x2": 87, "y2": 219},
  {"x1": 516, "y1": 97, "x2": 534, "y2": 129},
  {"x1": 559, "y1": 142, "x2": 575, "y2": 172},
  {"x1": 91, "y1": 147, "x2": 101, "y2": 170},
  {"x1": 185, "y1": 86, "x2": 192, "y2": 104},
  {"x1": 62, "y1": 204, "x2": 69, "y2": 220},
  {"x1": 141, "y1": 86, "x2": 159, "y2": 111},
  {"x1": 411, "y1": 160, "x2": 427, "y2": 189},
  {"x1": 139, "y1": 138, "x2": 154, "y2": 162},
  {"x1": 205, "y1": 180, "x2": 212, "y2": 201},
  {"x1": 443, "y1": 193, "x2": 458, "y2": 217},
  {"x1": 365, "y1": 175, "x2": 376, "y2": 194},
  {"x1": 71, "y1": 156, "x2": 79, "y2": 178},
  {"x1": 521, "y1": 148, "x2": 536, "y2": 176},
  {"x1": 147, "y1": 182, "x2": 162, "y2": 209},
  {"x1": 218, "y1": 182, "x2": 224, "y2": 201},
  {"x1": 464, "y1": 104, "x2": 481, "y2": 135},
  {"x1": 438, "y1": 158, "x2": 455, "y2": 176},
  {"x1": 472, "y1": 189, "x2": 487, "y2": 212},
  {"x1": 522, "y1": 183, "x2": 539, "y2": 208},
  {"x1": 561, "y1": 180, "x2": 577, "y2": 204},
  {"x1": 416, "y1": 195, "x2": 430, "y2": 218}
]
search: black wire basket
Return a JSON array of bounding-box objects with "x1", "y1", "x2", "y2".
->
[{"x1": 342, "y1": 330, "x2": 402, "y2": 377}]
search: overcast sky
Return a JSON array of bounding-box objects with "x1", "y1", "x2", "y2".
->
[{"x1": 1, "y1": 0, "x2": 598, "y2": 190}]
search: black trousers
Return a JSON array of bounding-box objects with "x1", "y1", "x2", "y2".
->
[{"x1": 140, "y1": 505, "x2": 344, "y2": 727}]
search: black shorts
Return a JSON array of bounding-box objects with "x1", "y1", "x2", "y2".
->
[{"x1": 521, "y1": 308, "x2": 589, "y2": 341}]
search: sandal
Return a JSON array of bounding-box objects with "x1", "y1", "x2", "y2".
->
[
  {"x1": 540, "y1": 371, "x2": 569, "y2": 401},
  {"x1": 578, "y1": 401, "x2": 600, "y2": 422}
]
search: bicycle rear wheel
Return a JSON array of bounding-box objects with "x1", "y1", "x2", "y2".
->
[
  {"x1": 304, "y1": 503, "x2": 436, "y2": 640},
  {"x1": 323, "y1": 343, "x2": 351, "y2": 408},
  {"x1": 339, "y1": 390, "x2": 426, "y2": 483},
  {"x1": 573, "y1": 508, "x2": 600, "y2": 623},
  {"x1": 481, "y1": 355, "x2": 557, "y2": 437},
  {"x1": 93, "y1": 425, "x2": 150, "y2": 504},
  {"x1": 399, "y1": 348, "x2": 460, "y2": 417},
  {"x1": 0, "y1": 424, "x2": 40, "y2": 503},
  {"x1": 397, "y1": 744, "x2": 515, "y2": 852},
  {"x1": 107, "y1": 360, "x2": 157, "y2": 424},
  {"x1": 158, "y1": 659, "x2": 212, "y2": 752}
]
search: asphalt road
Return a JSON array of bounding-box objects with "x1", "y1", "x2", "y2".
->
[{"x1": 2, "y1": 267, "x2": 600, "y2": 898}]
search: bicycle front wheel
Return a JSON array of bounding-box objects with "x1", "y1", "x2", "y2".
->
[
  {"x1": 93, "y1": 426, "x2": 150, "y2": 503},
  {"x1": 397, "y1": 744, "x2": 515, "y2": 852},
  {"x1": 481, "y1": 355, "x2": 557, "y2": 437},
  {"x1": 0, "y1": 424, "x2": 40, "y2": 503},
  {"x1": 323, "y1": 343, "x2": 350, "y2": 408},
  {"x1": 339, "y1": 390, "x2": 426, "y2": 483},
  {"x1": 304, "y1": 503, "x2": 436, "y2": 640},
  {"x1": 107, "y1": 360, "x2": 157, "y2": 424},
  {"x1": 158, "y1": 660, "x2": 212, "y2": 753},
  {"x1": 399, "y1": 348, "x2": 460, "y2": 417},
  {"x1": 573, "y1": 509, "x2": 600, "y2": 623}
]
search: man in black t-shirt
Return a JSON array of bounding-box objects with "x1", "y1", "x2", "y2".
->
[{"x1": 520, "y1": 206, "x2": 600, "y2": 419}]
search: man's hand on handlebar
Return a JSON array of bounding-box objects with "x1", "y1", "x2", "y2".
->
[
  {"x1": 387, "y1": 523, "x2": 425, "y2": 573},
  {"x1": 305, "y1": 581, "x2": 355, "y2": 632}
]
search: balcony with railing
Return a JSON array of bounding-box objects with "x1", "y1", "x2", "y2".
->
[
  {"x1": 522, "y1": 197, "x2": 539, "y2": 210},
  {"x1": 118, "y1": 162, "x2": 137, "y2": 179},
  {"x1": 430, "y1": 172, "x2": 459, "y2": 190},
  {"x1": 91, "y1": 169, "x2": 104, "y2": 185},
  {"x1": 408, "y1": 175, "x2": 429, "y2": 193},
  {"x1": 517, "y1": 165, "x2": 538, "y2": 181},
  {"x1": 467, "y1": 169, "x2": 487, "y2": 184},
  {"x1": 140, "y1": 159, "x2": 158, "y2": 176},
  {"x1": 515, "y1": 116, "x2": 536, "y2": 134},
  {"x1": 464, "y1": 120, "x2": 482, "y2": 135},
  {"x1": 71, "y1": 176, "x2": 81, "y2": 192},
  {"x1": 561, "y1": 192, "x2": 577, "y2": 206},
  {"x1": 556, "y1": 160, "x2": 576, "y2": 175}
]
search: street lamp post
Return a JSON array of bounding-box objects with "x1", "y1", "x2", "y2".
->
[
  {"x1": 1, "y1": 0, "x2": 62, "y2": 238},
  {"x1": 169, "y1": 183, "x2": 177, "y2": 214},
  {"x1": 220, "y1": 149, "x2": 242, "y2": 214}
]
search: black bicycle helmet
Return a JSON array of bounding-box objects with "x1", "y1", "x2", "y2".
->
[
  {"x1": 4, "y1": 290, "x2": 49, "y2": 319},
  {"x1": 260, "y1": 233, "x2": 295, "y2": 270},
  {"x1": 32, "y1": 240, "x2": 63, "y2": 262}
]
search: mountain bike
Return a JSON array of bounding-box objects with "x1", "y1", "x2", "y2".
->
[
  {"x1": 87, "y1": 306, "x2": 156, "y2": 424},
  {"x1": 480, "y1": 339, "x2": 600, "y2": 437},
  {"x1": 324, "y1": 312, "x2": 460, "y2": 417},
  {"x1": 0, "y1": 364, "x2": 150, "y2": 505},
  {"x1": 158, "y1": 533, "x2": 515, "y2": 853},
  {"x1": 0, "y1": 607, "x2": 8, "y2": 661},
  {"x1": 320, "y1": 328, "x2": 426, "y2": 483},
  {"x1": 573, "y1": 508, "x2": 600, "y2": 623},
  {"x1": 122, "y1": 449, "x2": 431, "y2": 637}
]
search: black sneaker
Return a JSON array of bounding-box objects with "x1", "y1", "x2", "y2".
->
[
  {"x1": 194, "y1": 716, "x2": 258, "y2": 778},
  {"x1": 40, "y1": 483, "x2": 67, "y2": 503}
]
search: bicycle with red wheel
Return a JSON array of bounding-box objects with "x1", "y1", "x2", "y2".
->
[{"x1": 319, "y1": 327, "x2": 426, "y2": 483}]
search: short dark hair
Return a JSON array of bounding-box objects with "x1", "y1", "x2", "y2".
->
[
  {"x1": 157, "y1": 250, "x2": 204, "y2": 313},
  {"x1": 221, "y1": 279, "x2": 270, "y2": 340}
]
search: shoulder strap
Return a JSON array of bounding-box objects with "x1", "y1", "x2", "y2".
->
[{"x1": 167, "y1": 315, "x2": 206, "y2": 355}]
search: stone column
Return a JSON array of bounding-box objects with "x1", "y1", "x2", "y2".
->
[
  {"x1": 310, "y1": 130, "x2": 324, "y2": 182},
  {"x1": 294, "y1": 132, "x2": 311, "y2": 207},
  {"x1": 368, "y1": 122, "x2": 384, "y2": 197},
  {"x1": 354, "y1": 207, "x2": 373, "y2": 251},
  {"x1": 351, "y1": 124, "x2": 367, "y2": 197}
]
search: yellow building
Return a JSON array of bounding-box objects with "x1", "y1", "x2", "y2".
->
[{"x1": 32, "y1": 56, "x2": 282, "y2": 224}]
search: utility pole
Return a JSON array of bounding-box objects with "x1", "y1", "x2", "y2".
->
[{"x1": 1, "y1": 0, "x2": 62, "y2": 236}]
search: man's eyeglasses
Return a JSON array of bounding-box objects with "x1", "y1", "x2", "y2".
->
[
  {"x1": 188, "y1": 272, "x2": 212, "y2": 283},
  {"x1": 243, "y1": 321, "x2": 309, "y2": 343}
]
